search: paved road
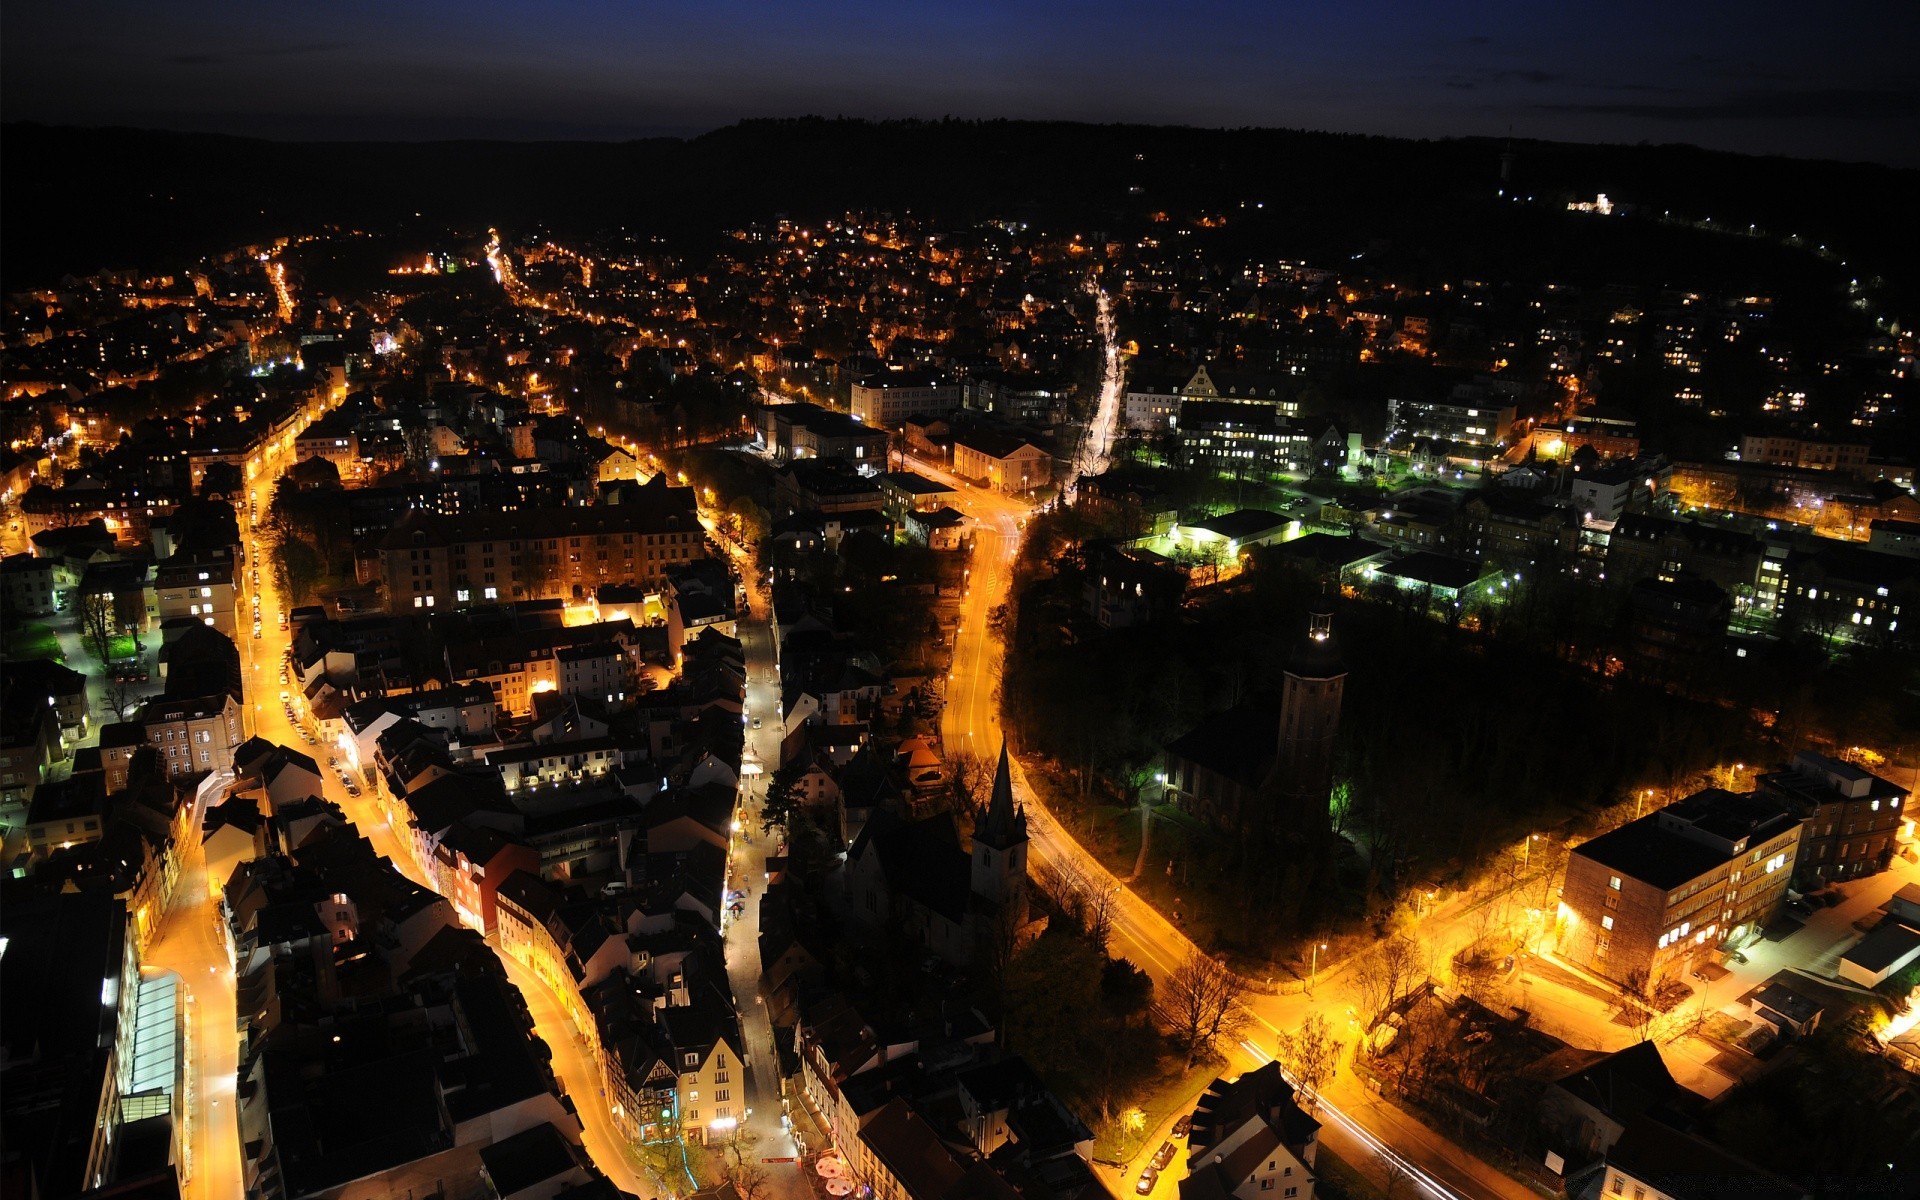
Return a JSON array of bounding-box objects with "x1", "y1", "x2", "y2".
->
[
  {"x1": 142, "y1": 833, "x2": 243, "y2": 1200},
  {"x1": 923, "y1": 462, "x2": 1535, "y2": 1200}
]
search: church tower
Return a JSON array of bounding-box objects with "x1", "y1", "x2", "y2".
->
[
  {"x1": 1274, "y1": 601, "x2": 1346, "y2": 841},
  {"x1": 971, "y1": 741, "x2": 1030, "y2": 920}
]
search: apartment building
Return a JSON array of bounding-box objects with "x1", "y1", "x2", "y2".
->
[
  {"x1": 1562, "y1": 788, "x2": 1802, "y2": 989},
  {"x1": 378, "y1": 483, "x2": 705, "y2": 610},
  {"x1": 1758, "y1": 751, "x2": 1908, "y2": 884},
  {"x1": 154, "y1": 557, "x2": 238, "y2": 635}
]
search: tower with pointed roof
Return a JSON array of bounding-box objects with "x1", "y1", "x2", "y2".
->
[
  {"x1": 1273, "y1": 600, "x2": 1346, "y2": 841},
  {"x1": 971, "y1": 741, "x2": 1030, "y2": 919}
]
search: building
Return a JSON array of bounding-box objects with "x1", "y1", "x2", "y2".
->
[
  {"x1": 1386, "y1": 391, "x2": 1516, "y2": 450},
  {"x1": 850, "y1": 368, "x2": 961, "y2": 427},
  {"x1": 1776, "y1": 543, "x2": 1918, "y2": 643},
  {"x1": 378, "y1": 482, "x2": 705, "y2": 609},
  {"x1": 1738, "y1": 434, "x2": 1871, "y2": 475},
  {"x1": 1561, "y1": 789, "x2": 1802, "y2": 989},
  {"x1": 1757, "y1": 751, "x2": 1908, "y2": 884},
  {"x1": 1603, "y1": 514, "x2": 1765, "y2": 597},
  {"x1": 1163, "y1": 604, "x2": 1344, "y2": 844},
  {"x1": 878, "y1": 471, "x2": 957, "y2": 520},
  {"x1": 1365, "y1": 552, "x2": 1497, "y2": 608},
  {"x1": 1868, "y1": 518, "x2": 1920, "y2": 559},
  {"x1": 1173, "y1": 400, "x2": 1312, "y2": 478},
  {"x1": 1082, "y1": 543, "x2": 1186, "y2": 630},
  {"x1": 0, "y1": 892, "x2": 149, "y2": 1197},
  {"x1": 106, "y1": 693, "x2": 246, "y2": 787},
  {"x1": 951, "y1": 431, "x2": 1052, "y2": 496},
  {"x1": 759, "y1": 402, "x2": 890, "y2": 464},
  {"x1": 1, "y1": 551, "x2": 59, "y2": 615},
  {"x1": 1598, "y1": 1116, "x2": 1808, "y2": 1200},
  {"x1": 1532, "y1": 1040, "x2": 1690, "y2": 1163},
  {"x1": 1181, "y1": 1062, "x2": 1319, "y2": 1200},
  {"x1": 154, "y1": 556, "x2": 238, "y2": 636},
  {"x1": 1170, "y1": 510, "x2": 1292, "y2": 561}
]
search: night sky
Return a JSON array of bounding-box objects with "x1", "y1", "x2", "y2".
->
[{"x1": 5, "y1": 1, "x2": 1917, "y2": 164}]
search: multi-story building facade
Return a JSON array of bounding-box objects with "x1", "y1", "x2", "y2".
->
[
  {"x1": 378, "y1": 487, "x2": 705, "y2": 610},
  {"x1": 154, "y1": 558, "x2": 238, "y2": 635},
  {"x1": 1562, "y1": 789, "x2": 1801, "y2": 990},
  {"x1": 1758, "y1": 751, "x2": 1908, "y2": 884},
  {"x1": 1386, "y1": 391, "x2": 1516, "y2": 450},
  {"x1": 150, "y1": 694, "x2": 246, "y2": 781},
  {"x1": 951, "y1": 431, "x2": 1052, "y2": 495},
  {"x1": 1172, "y1": 400, "x2": 1312, "y2": 478},
  {"x1": 1738, "y1": 434, "x2": 1871, "y2": 475},
  {"x1": 850, "y1": 369, "x2": 961, "y2": 427}
]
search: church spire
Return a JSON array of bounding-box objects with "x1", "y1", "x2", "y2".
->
[{"x1": 977, "y1": 740, "x2": 1026, "y2": 849}]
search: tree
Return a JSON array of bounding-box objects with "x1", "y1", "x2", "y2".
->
[
  {"x1": 717, "y1": 1125, "x2": 769, "y2": 1200},
  {"x1": 1274, "y1": 1012, "x2": 1343, "y2": 1114},
  {"x1": 760, "y1": 759, "x2": 810, "y2": 834},
  {"x1": 1165, "y1": 949, "x2": 1249, "y2": 1067},
  {"x1": 1100, "y1": 957, "x2": 1153, "y2": 1025},
  {"x1": 78, "y1": 588, "x2": 118, "y2": 664},
  {"x1": 1350, "y1": 934, "x2": 1422, "y2": 1027}
]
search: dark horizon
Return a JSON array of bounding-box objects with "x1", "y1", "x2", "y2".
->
[{"x1": 5, "y1": 0, "x2": 1917, "y2": 167}]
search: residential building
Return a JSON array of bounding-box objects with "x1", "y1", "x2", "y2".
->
[
  {"x1": 1757, "y1": 750, "x2": 1908, "y2": 884},
  {"x1": 1181, "y1": 1062, "x2": 1319, "y2": 1200},
  {"x1": 1082, "y1": 542, "x2": 1186, "y2": 629},
  {"x1": 1738, "y1": 434, "x2": 1871, "y2": 475},
  {"x1": 878, "y1": 471, "x2": 957, "y2": 521},
  {"x1": 1603, "y1": 514, "x2": 1764, "y2": 598},
  {"x1": 154, "y1": 556, "x2": 239, "y2": 635},
  {"x1": 1561, "y1": 788, "x2": 1802, "y2": 989},
  {"x1": 1597, "y1": 1116, "x2": 1808, "y2": 1200},
  {"x1": 104, "y1": 693, "x2": 245, "y2": 788},
  {"x1": 1, "y1": 552, "x2": 58, "y2": 615},
  {"x1": 378, "y1": 483, "x2": 706, "y2": 610},
  {"x1": 1386, "y1": 391, "x2": 1516, "y2": 450}
]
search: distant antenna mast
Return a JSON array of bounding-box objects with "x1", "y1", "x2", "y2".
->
[{"x1": 1498, "y1": 128, "x2": 1515, "y2": 196}]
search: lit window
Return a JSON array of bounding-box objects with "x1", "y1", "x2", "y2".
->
[
  {"x1": 1608, "y1": 875, "x2": 1622, "y2": 891},
  {"x1": 1601, "y1": 916, "x2": 1614, "y2": 930}
]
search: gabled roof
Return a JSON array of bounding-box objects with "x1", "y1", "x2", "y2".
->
[
  {"x1": 848, "y1": 809, "x2": 973, "y2": 924},
  {"x1": 1548, "y1": 1040, "x2": 1685, "y2": 1123}
]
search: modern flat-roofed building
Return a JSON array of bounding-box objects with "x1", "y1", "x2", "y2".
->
[
  {"x1": 1757, "y1": 750, "x2": 1908, "y2": 884},
  {"x1": 1386, "y1": 392, "x2": 1516, "y2": 450},
  {"x1": 1562, "y1": 788, "x2": 1801, "y2": 990},
  {"x1": 850, "y1": 368, "x2": 960, "y2": 427}
]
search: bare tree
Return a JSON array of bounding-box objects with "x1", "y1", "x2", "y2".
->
[
  {"x1": 1274, "y1": 1012, "x2": 1344, "y2": 1114},
  {"x1": 718, "y1": 1125, "x2": 770, "y2": 1200},
  {"x1": 1350, "y1": 934, "x2": 1422, "y2": 1027},
  {"x1": 1380, "y1": 1156, "x2": 1415, "y2": 1200},
  {"x1": 78, "y1": 589, "x2": 118, "y2": 664},
  {"x1": 1166, "y1": 949, "x2": 1248, "y2": 1067}
]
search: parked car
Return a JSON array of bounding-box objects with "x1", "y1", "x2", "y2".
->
[
  {"x1": 1135, "y1": 1168, "x2": 1158, "y2": 1195},
  {"x1": 1171, "y1": 1115, "x2": 1192, "y2": 1139},
  {"x1": 1151, "y1": 1141, "x2": 1177, "y2": 1170}
]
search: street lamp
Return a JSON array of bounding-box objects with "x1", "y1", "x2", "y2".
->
[{"x1": 1310, "y1": 942, "x2": 1327, "y2": 992}]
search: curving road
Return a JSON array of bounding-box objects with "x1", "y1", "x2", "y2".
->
[{"x1": 930, "y1": 458, "x2": 1534, "y2": 1200}]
